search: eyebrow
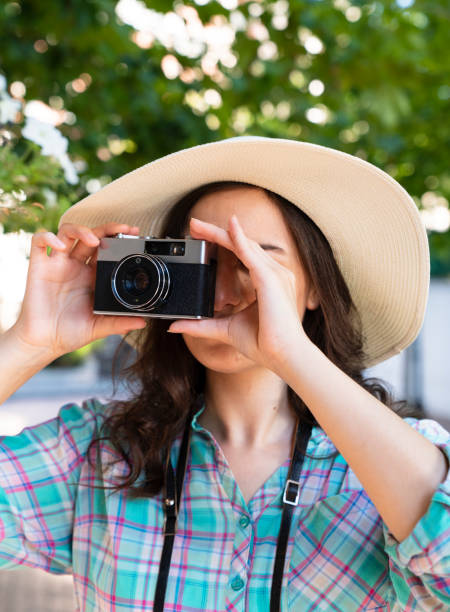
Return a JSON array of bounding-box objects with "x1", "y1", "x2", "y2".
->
[{"x1": 259, "y1": 243, "x2": 286, "y2": 253}]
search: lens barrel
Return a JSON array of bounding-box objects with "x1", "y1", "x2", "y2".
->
[{"x1": 111, "y1": 254, "x2": 170, "y2": 311}]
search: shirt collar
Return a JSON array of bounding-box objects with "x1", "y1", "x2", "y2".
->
[{"x1": 191, "y1": 402, "x2": 207, "y2": 433}]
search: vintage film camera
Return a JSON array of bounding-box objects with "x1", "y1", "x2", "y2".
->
[{"x1": 94, "y1": 234, "x2": 217, "y2": 319}]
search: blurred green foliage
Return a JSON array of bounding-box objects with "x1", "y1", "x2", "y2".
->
[
  {"x1": 0, "y1": 0, "x2": 449, "y2": 273},
  {"x1": 0, "y1": 133, "x2": 76, "y2": 231},
  {"x1": 49, "y1": 338, "x2": 104, "y2": 368}
]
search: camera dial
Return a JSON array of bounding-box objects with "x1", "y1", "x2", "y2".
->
[{"x1": 111, "y1": 253, "x2": 170, "y2": 311}]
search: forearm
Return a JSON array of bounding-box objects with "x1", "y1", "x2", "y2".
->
[
  {"x1": 279, "y1": 337, "x2": 448, "y2": 543},
  {"x1": 0, "y1": 326, "x2": 56, "y2": 405}
]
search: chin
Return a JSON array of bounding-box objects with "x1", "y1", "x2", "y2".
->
[{"x1": 182, "y1": 335, "x2": 255, "y2": 374}]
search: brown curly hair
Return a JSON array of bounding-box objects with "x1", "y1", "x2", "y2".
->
[{"x1": 91, "y1": 181, "x2": 422, "y2": 498}]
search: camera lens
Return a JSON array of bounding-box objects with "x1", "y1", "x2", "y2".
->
[
  {"x1": 112, "y1": 254, "x2": 170, "y2": 311},
  {"x1": 124, "y1": 268, "x2": 150, "y2": 295}
]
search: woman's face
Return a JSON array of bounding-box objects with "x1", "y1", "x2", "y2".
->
[{"x1": 182, "y1": 186, "x2": 319, "y2": 373}]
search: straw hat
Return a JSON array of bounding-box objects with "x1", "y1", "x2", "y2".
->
[{"x1": 59, "y1": 136, "x2": 430, "y2": 368}]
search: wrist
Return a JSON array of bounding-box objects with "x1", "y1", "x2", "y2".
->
[
  {"x1": 270, "y1": 330, "x2": 318, "y2": 382},
  {"x1": 5, "y1": 323, "x2": 59, "y2": 367},
  {"x1": 0, "y1": 325, "x2": 59, "y2": 404}
]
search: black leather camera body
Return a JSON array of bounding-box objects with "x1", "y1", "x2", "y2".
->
[{"x1": 94, "y1": 234, "x2": 217, "y2": 319}]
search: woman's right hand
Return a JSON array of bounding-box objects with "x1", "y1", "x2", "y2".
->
[{"x1": 10, "y1": 222, "x2": 147, "y2": 360}]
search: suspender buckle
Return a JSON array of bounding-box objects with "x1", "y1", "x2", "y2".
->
[
  {"x1": 163, "y1": 498, "x2": 178, "y2": 536},
  {"x1": 163, "y1": 512, "x2": 178, "y2": 537},
  {"x1": 283, "y1": 478, "x2": 301, "y2": 506}
]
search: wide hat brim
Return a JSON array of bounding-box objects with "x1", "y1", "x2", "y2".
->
[{"x1": 60, "y1": 136, "x2": 430, "y2": 369}]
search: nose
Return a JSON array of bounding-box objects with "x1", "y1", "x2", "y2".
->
[{"x1": 213, "y1": 249, "x2": 245, "y2": 314}]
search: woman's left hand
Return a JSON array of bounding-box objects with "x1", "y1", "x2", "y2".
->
[{"x1": 167, "y1": 215, "x2": 311, "y2": 373}]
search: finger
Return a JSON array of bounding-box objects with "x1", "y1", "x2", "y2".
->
[
  {"x1": 228, "y1": 215, "x2": 270, "y2": 274},
  {"x1": 57, "y1": 221, "x2": 139, "y2": 252},
  {"x1": 57, "y1": 222, "x2": 100, "y2": 244},
  {"x1": 71, "y1": 224, "x2": 140, "y2": 265},
  {"x1": 190, "y1": 216, "x2": 268, "y2": 273},
  {"x1": 52, "y1": 223, "x2": 100, "y2": 259},
  {"x1": 30, "y1": 231, "x2": 66, "y2": 262},
  {"x1": 92, "y1": 223, "x2": 140, "y2": 240},
  {"x1": 189, "y1": 217, "x2": 236, "y2": 253}
]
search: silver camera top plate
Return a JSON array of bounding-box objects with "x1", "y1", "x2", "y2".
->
[{"x1": 97, "y1": 235, "x2": 216, "y2": 265}]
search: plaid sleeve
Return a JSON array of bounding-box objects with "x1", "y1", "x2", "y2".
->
[
  {"x1": 0, "y1": 398, "x2": 104, "y2": 574},
  {"x1": 383, "y1": 417, "x2": 450, "y2": 608}
]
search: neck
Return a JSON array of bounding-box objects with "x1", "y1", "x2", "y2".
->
[{"x1": 199, "y1": 365, "x2": 297, "y2": 450}]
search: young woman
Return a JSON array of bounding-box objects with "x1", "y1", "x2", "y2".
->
[{"x1": 0, "y1": 137, "x2": 449, "y2": 611}]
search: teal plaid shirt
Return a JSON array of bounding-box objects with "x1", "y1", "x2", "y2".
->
[{"x1": 0, "y1": 398, "x2": 449, "y2": 611}]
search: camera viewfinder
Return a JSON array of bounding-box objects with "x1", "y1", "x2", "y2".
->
[{"x1": 170, "y1": 243, "x2": 185, "y2": 256}]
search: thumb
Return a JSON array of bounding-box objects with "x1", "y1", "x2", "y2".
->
[
  {"x1": 168, "y1": 317, "x2": 232, "y2": 344},
  {"x1": 92, "y1": 315, "x2": 147, "y2": 341}
]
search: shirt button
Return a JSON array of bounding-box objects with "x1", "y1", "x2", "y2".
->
[
  {"x1": 239, "y1": 514, "x2": 250, "y2": 529},
  {"x1": 231, "y1": 576, "x2": 245, "y2": 591}
]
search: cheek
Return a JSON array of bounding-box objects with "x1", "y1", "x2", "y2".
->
[{"x1": 182, "y1": 334, "x2": 212, "y2": 360}]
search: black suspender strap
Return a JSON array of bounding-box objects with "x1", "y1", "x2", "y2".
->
[
  {"x1": 270, "y1": 419, "x2": 312, "y2": 612},
  {"x1": 153, "y1": 410, "x2": 193, "y2": 612},
  {"x1": 154, "y1": 409, "x2": 313, "y2": 612}
]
